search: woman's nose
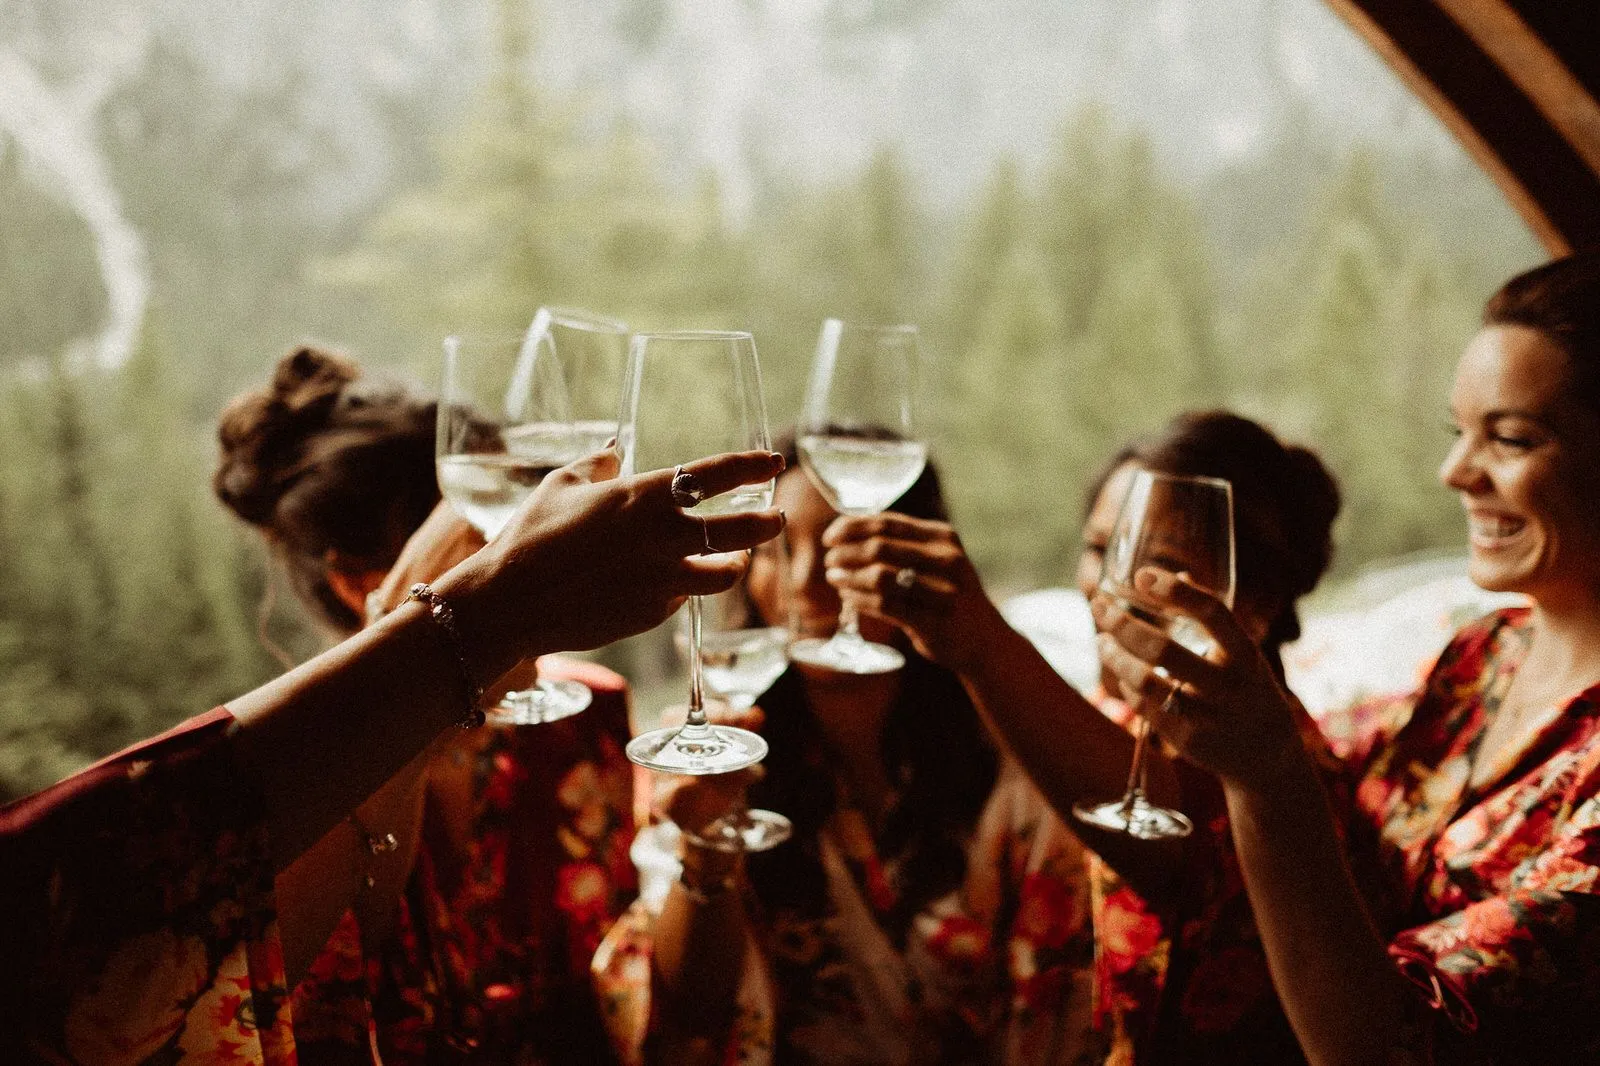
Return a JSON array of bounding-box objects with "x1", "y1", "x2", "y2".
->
[{"x1": 1438, "y1": 435, "x2": 1485, "y2": 493}]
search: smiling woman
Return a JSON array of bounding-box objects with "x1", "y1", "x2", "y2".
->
[
  {"x1": 1094, "y1": 250, "x2": 1600, "y2": 1066},
  {"x1": 1444, "y1": 266, "x2": 1600, "y2": 608}
]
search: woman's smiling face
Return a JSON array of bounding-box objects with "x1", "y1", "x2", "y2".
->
[{"x1": 1440, "y1": 324, "x2": 1600, "y2": 609}]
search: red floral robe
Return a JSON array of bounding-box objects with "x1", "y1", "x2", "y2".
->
[
  {"x1": 1354, "y1": 608, "x2": 1600, "y2": 1063},
  {"x1": 0, "y1": 708, "x2": 296, "y2": 1065},
  {"x1": 927, "y1": 690, "x2": 1330, "y2": 1066},
  {"x1": 1079, "y1": 606, "x2": 1600, "y2": 1064},
  {"x1": 290, "y1": 657, "x2": 638, "y2": 1064}
]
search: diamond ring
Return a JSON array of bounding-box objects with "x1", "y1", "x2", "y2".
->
[{"x1": 671, "y1": 464, "x2": 707, "y2": 508}]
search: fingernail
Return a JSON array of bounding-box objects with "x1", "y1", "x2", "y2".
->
[
  {"x1": 1096, "y1": 632, "x2": 1117, "y2": 656},
  {"x1": 1136, "y1": 568, "x2": 1172, "y2": 595},
  {"x1": 826, "y1": 567, "x2": 847, "y2": 584}
]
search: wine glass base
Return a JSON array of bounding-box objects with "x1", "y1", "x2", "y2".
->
[
  {"x1": 484, "y1": 678, "x2": 593, "y2": 726},
  {"x1": 788, "y1": 635, "x2": 905, "y2": 675},
  {"x1": 627, "y1": 723, "x2": 769, "y2": 775},
  {"x1": 686, "y1": 808, "x2": 793, "y2": 853},
  {"x1": 1072, "y1": 796, "x2": 1193, "y2": 840}
]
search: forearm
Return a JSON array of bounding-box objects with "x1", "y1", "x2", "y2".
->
[
  {"x1": 651, "y1": 848, "x2": 751, "y2": 1043},
  {"x1": 1225, "y1": 752, "x2": 1408, "y2": 1066},
  {"x1": 958, "y1": 618, "x2": 1184, "y2": 891},
  {"x1": 229, "y1": 587, "x2": 535, "y2": 871}
]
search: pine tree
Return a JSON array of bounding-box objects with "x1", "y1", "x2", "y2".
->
[{"x1": 320, "y1": 0, "x2": 707, "y2": 371}]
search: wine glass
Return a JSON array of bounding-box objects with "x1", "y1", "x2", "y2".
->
[
  {"x1": 434, "y1": 311, "x2": 627, "y2": 725},
  {"x1": 620, "y1": 330, "x2": 776, "y2": 776},
  {"x1": 788, "y1": 319, "x2": 927, "y2": 675},
  {"x1": 1072, "y1": 469, "x2": 1235, "y2": 840},
  {"x1": 541, "y1": 306, "x2": 632, "y2": 447},
  {"x1": 671, "y1": 533, "x2": 794, "y2": 849}
]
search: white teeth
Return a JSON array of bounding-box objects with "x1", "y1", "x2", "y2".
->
[{"x1": 1470, "y1": 515, "x2": 1524, "y2": 539}]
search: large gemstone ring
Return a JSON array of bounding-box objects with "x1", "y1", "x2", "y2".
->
[{"x1": 671, "y1": 465, "x2": 707, "y2": 508}]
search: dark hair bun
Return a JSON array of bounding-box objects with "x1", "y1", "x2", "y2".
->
[
  {"x1": 1127, "y1": 410, "x2": 1341, "y2": 654},
  {"x1": 214, "y1": 346, "x2": 361, "y2": 526},
  {"x1": 215, "y1": 345, "x2": 439, "y2": 633},
  {"x1": 1277, "y1": 444, "x2": 1341, "y2": 598}
]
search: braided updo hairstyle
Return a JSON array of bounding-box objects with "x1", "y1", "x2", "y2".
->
[
  {"x1": 214, "y1": 346, "x2": 439, "y2": 634},
  {"x1": 1085, "y1": 410, "x2": 1341, "y2": 674}
]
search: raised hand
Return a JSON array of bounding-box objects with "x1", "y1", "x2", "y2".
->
[
  {"x1": 1092, "y1": 566, "x2": 1300, "y2": 787},
  {"x1": 820, "y1": 512, "x2": 1009, "y2": 672},
  {"x1": 437, "y1": 447, "x2": 786, "y2": 682}
]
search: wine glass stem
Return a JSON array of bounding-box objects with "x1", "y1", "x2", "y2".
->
[
  {"x1": 1120, "y1": 716, "x2": 1153, "y2": 814},
  {"x1": 686, "y1": 594, "x2": 708, "y2": 729},
  {"x1": 837, "y1": 601, "x2": 863, "y2": 642}
]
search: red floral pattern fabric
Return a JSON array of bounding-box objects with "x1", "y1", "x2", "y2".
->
[
  {"x1": 289, "y1": 657, "x2": 637, "y2": 1064},
  {"x1": 1353, "y1": 608, "x2": 1600, "y2": 1064},
  {"x1": 953, "y1": 690, "x2": 1333, "y2": 1066},
  {"x1": 0, "y1": 708, "x2": 296, "y2": 1065},
  {"x1": 932, "y1": 767, "x2": 1101, "y2": 1066},
  {"x1": 594, "y1": 756, "x2": 1097, "y2": 1065}
]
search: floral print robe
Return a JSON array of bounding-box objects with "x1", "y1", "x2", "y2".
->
[
  {"x1": 0, "y1": 707, "x2": 295, "y2": 1065},
  {"x1": 289, "y1": 657, "x2": 637, "y2": 1064},
  {"x1": 592, "y1": 747, "x2": 1098, "y2": 1065},
  {"x1": 1354, "y1": 608, "x2": 1600, "y2": 1064},
  {"x1": 932, "y1": 691, "x2": 1324, "y2": 1066}
]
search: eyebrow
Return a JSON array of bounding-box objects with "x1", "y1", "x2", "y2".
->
[{"x1": 1448, "y1": 405, "x2": 1552, "y2": 424}]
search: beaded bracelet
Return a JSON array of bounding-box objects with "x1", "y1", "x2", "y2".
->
[{"x1": 407, "y1": 582, "x2": 486, "y2": 729}]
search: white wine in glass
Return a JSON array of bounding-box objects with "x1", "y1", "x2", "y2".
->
[
  {"x1": 435, "y1": 312, "x2": 628, "y2": 725},
  {"x1": 1072, "y1": 469, "x2": 1236, "y2": 841},
  {"x1": 796, "y1": 435, "x2": 927, "y2": 516},
  {"x1": 790, "y1": 319, "x2": 926, "y2": 675},
  {"x1": 436, "y1": 421, "x2": 602, "y2": 539},
  {"x1": 620, "y1": 330, "x2": 776, "y2": 776}
]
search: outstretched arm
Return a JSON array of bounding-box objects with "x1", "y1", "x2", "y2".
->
[
  {"x1": 823, "y1": 513, "x2": 1188, "y2": 895},
  {"x1": 230, "y1": 448, "x2": 786, "y2": 873},
  {"x1": 1097, "y1": 567, "x2": 1408, "y2": 1065},
  {"x1": 648, "y1": 763, "x2": 760, "y2": 1052}
]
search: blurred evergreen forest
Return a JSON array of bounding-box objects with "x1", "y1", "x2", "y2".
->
[{"x1": 0, "y1": 1, "x2": 1543, "y2": 799}]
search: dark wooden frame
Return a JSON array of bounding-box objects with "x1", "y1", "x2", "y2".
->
[{"x1": 1328, "y1": 0, "x2": 1600, "y2": 253}]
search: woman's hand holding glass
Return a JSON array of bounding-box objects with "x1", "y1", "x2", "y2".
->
[
  {"x1": 618, "y1": 330, "x2": 778, "y2": 776},
  {"x1": 820, "y1": 512, "x2": 1010, "y2": 674},
  {"x1": 1070, "y1": 469, "x2": 1235, "y2": 840},
  {"x1": 1092, "y1": 567, "x2": 1304, "y2": 791},
  {"x1": 435, "y1": 446, "x2": 786, "y2": 688}
]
